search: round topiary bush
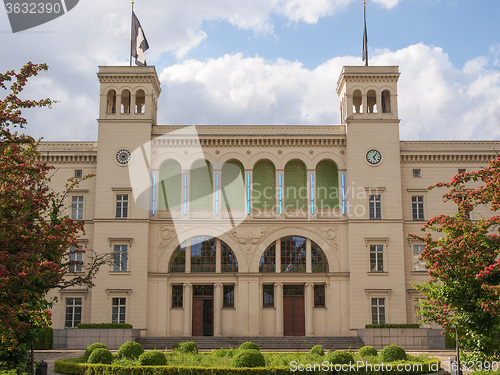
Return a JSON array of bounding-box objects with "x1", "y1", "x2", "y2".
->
[
  {"x1": 310, "y1": 345, "x2": 324, "y2": 356},
  {"x1": 84, "y1": 343, "x2": 108, "y2": 362},
  {"x1": 358, "y1": 345, "x2": 378, "y2": 357},
  {"x1": 118, "y1": 341, "x2": 144, "y2": 359},
  {"x1": 231, "y1": 349, "x2": 266, "y2": 368},
  {"x1": 239, "y1": 341, "x2": 260, "y2": 351},
  {"x1": 87, "y1": 348, "x2": 113, "y2": 364},
  {"x1": 326, "y1": 350, "x2": 355, "y2": 365},
  {"x1": 176, "y1": 341, "x2": 198, "y2": 354},
  {"x1": 138, "y1": 351, "x2": 167, "y2": 366},
  {"x1": 380, "y1": 345, "x2": 406, "y2": 362}
]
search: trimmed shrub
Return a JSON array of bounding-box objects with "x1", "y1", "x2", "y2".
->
[
  {"x1": 175, "y1": 341, "x2": 198, "y2": 354},
  {"x1": 239, "y1": 341, "x2": 260, "y2": 351},
  {"x1": 84, "y1": 343, "x2": 108, "y2": 362},
  {"x1": 213, "y1": 348, "x2": 236, "y2": 357},
  {"x1": 138, "y1": 351, "x2": 167, "y2": 366},
  {"x1": 365, "y1": 323, "x2": 420, "y2": 329},
  {"x1": 380, "y1": 344, "x2": 407, "y2": 362},
  {"x1": 77, "y1": 323, "x2": 133, "y2": 329},
  {"x1": 117, "y1": 341, "x2": 144, "y2": 359},
  {"x1": 310, "y1": 345, "x2": 324, "y2": 356},
  {"x1": 231, "y1": 349, "x2": 265, "y2": 368},
  {"x1": 87, "y1": 348, "x2": 113, "y2": 364},
  {"x1": 358, "y1": 345, "x2": 378, "y2": 357},
  {"x1": 326, "y1": 350, "x2": 354, "y2": 365}
]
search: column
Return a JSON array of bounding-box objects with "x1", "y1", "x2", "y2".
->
[
  {"x1": 214, "y1": 283, "x2": 223, "y2": 337},
  {"x1": 183, "y1": 283, "x2": 192, "y2": 337},
  {"x1": 275, "y1": 282, "x2": 283, "y2": 336},
  {"x1": 306, "y1": 239, "x2": 312, "y2": 273},
  {"x1": 305, "y1": 282, "x2": 314, "y2": 336}
]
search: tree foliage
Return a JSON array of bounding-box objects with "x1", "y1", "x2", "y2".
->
[
  {"x1": 411, "y1": 157, "x2": 500, "y2": 361},
  {"x1": 0, "y1": 62, "x2": 109, "y2": 369}
]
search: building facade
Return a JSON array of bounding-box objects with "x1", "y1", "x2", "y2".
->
[{"x1": 43, "y1": 65, "x2": 500, "y2": 338}]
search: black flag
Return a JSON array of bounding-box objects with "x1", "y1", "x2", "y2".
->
[
  {"x1": 131, "y1": 11, "x2": 149, "y2": 66},
  {"x1": 362, "y1": 2, "x2": 368, "y2": 66}
]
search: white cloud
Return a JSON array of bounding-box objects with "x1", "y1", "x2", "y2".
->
[{"x1": 372, "y1": 0, "x2": 402, "y2": 9}]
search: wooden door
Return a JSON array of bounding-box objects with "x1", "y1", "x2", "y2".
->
[
  {"x1": 203, "y1": 299, "x2": 214, "y2": 336},
  {"x1": 283, "y1": 296, "x2": 305, "y2": 336},
  {"x1": 192, "y1": 297, "x2": 204, "y2": 336}
]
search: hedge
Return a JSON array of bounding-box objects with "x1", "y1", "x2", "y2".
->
[
  {"x1": 364, "y1": 323, "x2": 420, "y2": 329},
  {"x1": 77, "y1": 323, "x2": 133, "y2": 329},
  {"x1": 33, "y1": 327, "x2": 53, "y2": 350}
]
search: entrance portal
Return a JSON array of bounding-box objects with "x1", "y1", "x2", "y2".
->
[
  {"x1": 283, "y1": 285, "x2": 305, "y2": 336},
  {"x1": 192, "y1": 285, "x2": 214, "y2": 336}
]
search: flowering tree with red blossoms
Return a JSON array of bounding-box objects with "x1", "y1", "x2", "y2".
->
[
  {"x1": 411, "y1": 157, "x2": 500, "y2": 362},
  {"x1": 0, "y1": 63, "x2": 109, "y2": 369}
]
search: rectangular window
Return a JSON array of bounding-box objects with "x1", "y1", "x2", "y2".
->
[
  {"x1": 413, "y1": 244, "x2": 426, "y2": 271},
  {"x1": 68, "y1": 245, "x2": 83, "y2": 273},
  {"x1": 116, "y1": 194, "x2": 129, "y2": 219},
  {"x1": 74, "y1": 169, "x2": 83, "y2": 179},
  {"x1": 314, "y1": 284, "x2": 326, "y2": 308},
  {"x1": 112, "y1": 297, "x2": 126, "y2": 324},
  {"x1": 369, "y1": 195, "x2": 381, "y2": 219},
  {"x1": 412, "y1": 196, "x2": 424, "y2": 220},
  {"x1": 371, "y1": 298, "x2": 385, "y2": 324},
  {"x1": 223, "y1": 285, "x2": 235, "y2": 307},
  {"x1": 190, "y1": 237, "x2": 216, "y2": 273},
  {"x1": 412, "y1": 169, "x2": 421, "y2": 178},
  {"x1": 71, "y1": 196, "x2": 84, "y2": 220},
  {"x1": 65, "y1": 298, "x2": 82, "y2": 328},
  {"x1": 370, "y1": 244, "x2": 384, "y2": 272},
  {"x1": 113, "y1": 245, "x2": 128, "y2": 272},
  {"x1": 263, "y1": 284, "x2": 274, "y2": 307},
  {"x1": 172, "y1": 285, "x2": 183, "y2": 308}
]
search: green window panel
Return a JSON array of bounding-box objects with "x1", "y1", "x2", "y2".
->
[
  {"x1": 259, "y1": 242, "x2": 276, "y2": 273},
  {"x1": 159, "y1": 159, "x2": 181, "y2": 210},
  {"x1": 252, "y1": 160, "x2": 276, "y2": 209},
  {"x1": 190, "y1": 159, "x2": 213, "y2": 210},
  {"x1": 222, "y1": 160, "x2": 245, "y2": 211},
  {"x1": 284, "y1": 160, "x2": 307, "y2": 210},
  {"x1": 281, "y1": 236, "x2": 306, "y2": 273},
  {"x1": 316, "y1": 160, "x2": 339, "y2": 209},
  {"x1": 168, "y1": 242, "x2": 186, "y2": 273},
  {"x1": 311, "y1": 241, "x2": 329, "y2": 273}
]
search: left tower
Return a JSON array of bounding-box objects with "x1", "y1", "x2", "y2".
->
[{"x1": 90, "y1": 67, "x2": 161, "y2": 328}]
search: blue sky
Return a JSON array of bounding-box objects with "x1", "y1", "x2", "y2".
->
[{"x1": 1, "y1": 0, "x2": 499, "y2": 141}]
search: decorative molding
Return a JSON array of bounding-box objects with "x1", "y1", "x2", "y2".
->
[
  {"x1": 364, "y1": 187, "x2": 386, "y2": 192},
  {"x1": 112, "y1": 187, "x2": 133, "y2": 192},
  {"x1": 108, "y1": 237, "x2": 133, "y2": 246},
  {"x1": 150, "y1": 137, "x2": 346, "y2": 148},
  {"x1": 364, "y1": 237, "x2": 389, "y2": 246},
  {"x1": 229, "y1": 227, "x2": 272, "y2": 257},
  {"x1": 407, "y1": 188, "x2": 427, "y2": 192},
  {"x1": 106, "y1": 289, "x2": 132, "y2": 296},
  {"x1": 159, "y1": 226, "x2": 176, "y2": 251},
  {"x1": 365, "y1": 288, "x2": 391, "y2": 296}
]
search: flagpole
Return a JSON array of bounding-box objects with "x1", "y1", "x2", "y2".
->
[
  {"x1": 130, "y1": 0, "x2": 134, "y2": 66},
  {"x1": 363, "y1": 1, "x2": 368, "y2": 66}
]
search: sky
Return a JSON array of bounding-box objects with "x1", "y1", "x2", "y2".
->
[{"x1": 1, "y1": 0, "x2": 500, "y2": 141}]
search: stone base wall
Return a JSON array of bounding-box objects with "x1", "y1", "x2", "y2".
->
[
  {"x1": 357, "y1": 328, "x2": 445, "y2": 350},
  {"x1": 53, "y1": 329, "x2": 141, "y2": 350}
]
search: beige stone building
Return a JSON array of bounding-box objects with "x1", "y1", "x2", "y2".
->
[{"x1": 42, "y1": 64, "x2": 499, "y2": 341}]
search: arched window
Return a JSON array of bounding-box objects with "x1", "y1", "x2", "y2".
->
[
  {"x1": 281, "y1": 236, "x2": 306, "y2": 273},
  {"x1": 316, "y1": 160, "x2": 339, "y2": 210},
  {"x1": 311, "y1": 241, "x2": 329, "y2": 273},
  {"x1": 381, "y1": 90, "x2": 391, "y2": 113},
  {"x1": 353, "y1": 89, "x2": 362, "y2": 114},
  {"x1": 252, "y1": 160, "x2": 276, "y2": 212},
  {"x1": 367, "y1": 89, "x2": 377, "y2": 113},
  {"x1": 168, "y1": 242, "x2": 186, "y2": 273},
  {"x1": 191, "y1": 236, "x2": 216, "y2": 273},
  {"x1": 121, "y1": 89, "x2": 131, "y2": 114},
  {"x1": 284, "y1": 160, "x2": 307, "y2": 211},
  {"x1": 106, "y1": 89, "x2": 116, "y2": 114},
  {"x1": 259, "y1": 242, "x2": 276, "y2": 273},
  {"x1": 221, "y1": 242, "x2": 238, "y2": 272},
  {"x1": 190, "y1": 159, "x2": 213, "y2": 211},
  {"x1": 135, "y1": 89, "x2": 146, "y2": 114},
  {"x1": 222, "y1": 160, "x2": 245, "y2": 211},
  {"x1": 159, "y1": 159, "x2": 181, "y2": 210}
]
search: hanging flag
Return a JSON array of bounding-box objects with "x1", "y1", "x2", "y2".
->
[
  {"x1": 131, "y1": 11, "x2": 149, "y2": 66},
  {"x1": 362, "y1": 1, "x2": 368, "y2": 66}
]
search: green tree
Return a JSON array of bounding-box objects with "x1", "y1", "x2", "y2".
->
[
  {"x1": 0, "y1": 62, "x2": 109, "y2": 370},
  {"x1": 411, "y1": 157, "x2": 500, "y2": 362}
]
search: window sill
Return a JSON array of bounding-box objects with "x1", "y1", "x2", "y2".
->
[
  {"x1": 411, "y1": 271, "x2": 428, "y2": 275},
  {"x1": 222, "y1": 306, "x2": 235, "y2": 309},
  {"x1": 263, "y1": 306, "x2": 275, "y2": 309},
  {"x1": 367, "y1": 272, "x2": 388, "y2": 276},
  {"x1": 109, "y1": 271, "x2": 130, "y2": 275},
  {"x1": 170, "y1": 307, "x2": 184, "y2": 310},
  {"x1": 314, "y1": 306, "x2": 326, "y2": 309}
]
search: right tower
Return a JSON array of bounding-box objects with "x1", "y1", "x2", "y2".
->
[{"x1": 337, "y1": 66, "x2": 407, "y2": 330}]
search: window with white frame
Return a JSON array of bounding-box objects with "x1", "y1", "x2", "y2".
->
[
  {"x1": 65, "y1": 298, "x2": 82, "y2": 328},
  {"x1": 113, "y1": 245, "x2": 128, "y2": 272},
  {"x1": 68, "y1": 245, "x2": 83, "y2": 273},
  {"x1": 223, "y1": 285, "x2": 235, "y2": 307},
  {"x1": 413, "y1": 244, "x2": 426, "y2": 271},
  {"x1": 74, "y1": 169, "x2": 83, "y2": 179},
  {"x1": 412, "y1": 169, "x2": 421, "y2": 178},
  {"x1": 412, "y1": 196, "x2": 424, "y2": 220},
  {"x1": 112, "y1": 297, "x2": 126, "y2": 323},
  {"x1": 371, "y1": 297, "x2": 385, "y2": 324},
  {"x1": 116, "y1": 194, "x2": 129, "y2": 219},
  {"x1": 369, "y1": 195, "x2": 381, "y2": 219},
  {"x1": 71, "y1": 196, "x2": 84, "y2": 220},
  {"x1": 369, "y1": 244, "x2": 384, "y2": 272}
]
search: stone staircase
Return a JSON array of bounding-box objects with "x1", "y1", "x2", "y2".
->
[{"x1": 137, "y1": 336, "x2": 365, "y2": 351}]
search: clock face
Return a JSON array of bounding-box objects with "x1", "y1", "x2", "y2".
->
[
  {"x1": 116, "y1": 149, "x2": 131, "y2": 165},
  {"x1": 366, "y1": 149, "x2": 382, "y2": 165}
]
